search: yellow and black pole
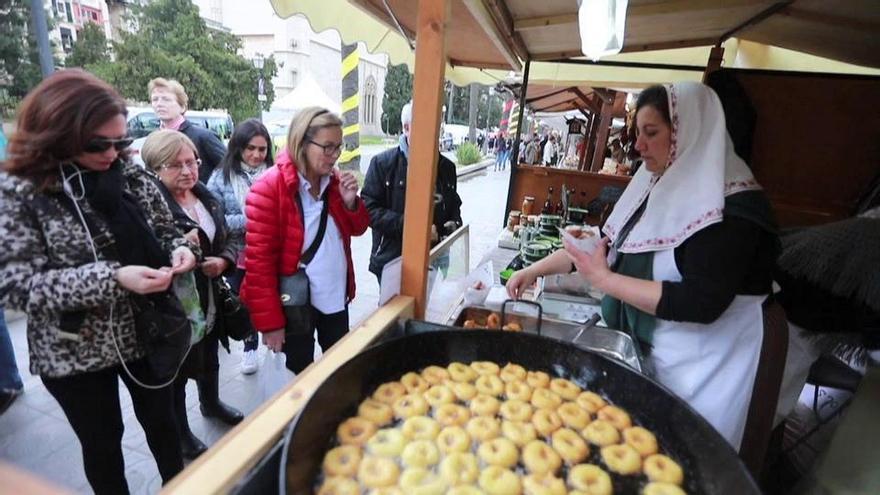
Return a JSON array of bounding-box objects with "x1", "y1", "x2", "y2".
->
[{"x1": 339, "y1": 43, "x2": 361, "y2": 171}]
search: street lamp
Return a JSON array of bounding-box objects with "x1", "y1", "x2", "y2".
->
[{"x1": 252, "y1": 53, "x2": 266, "y2": 121}]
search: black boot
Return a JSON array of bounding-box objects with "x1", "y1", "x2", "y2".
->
[
  {"x1": 197, "y1": 368, "x2": 244, "y2": 426},
  {"x1": 174, "y1": 381, "x2": 208, "y2": 459}
]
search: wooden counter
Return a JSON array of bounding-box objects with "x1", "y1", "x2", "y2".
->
[{"x1": 160, "y1": 296, "x2": 415, "y2": 494}]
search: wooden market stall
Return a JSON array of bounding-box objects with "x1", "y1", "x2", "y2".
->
[{"x1": 160, "y1": 1, "x2": 880, "y2": 494}]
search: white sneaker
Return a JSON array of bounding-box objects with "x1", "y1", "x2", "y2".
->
[{"x1": 241, "y1": 350, "x2": 259, "y2": 375}]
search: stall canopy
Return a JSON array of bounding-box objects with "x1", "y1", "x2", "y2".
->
[{"x1": 271, "y1": 0, "x2": 880, "y2": 89}]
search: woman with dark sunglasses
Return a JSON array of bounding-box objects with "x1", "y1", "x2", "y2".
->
[
  {"x1": 0, "y1": 69, "x2": 197, "y2": 493},
  {"x1": 206, "y1": 119, "x2": 274, "y2": 375},
  {"x1": 240, "y1": 107, "x2": 370, "y2": 374}
]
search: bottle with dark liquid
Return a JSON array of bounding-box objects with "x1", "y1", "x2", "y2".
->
[
  {"x1": 580, "y1": 191, "x2": 589, "y2": 210},
  {"x1": 543, "y1": 187, "x2": 554, "y2": 214}
]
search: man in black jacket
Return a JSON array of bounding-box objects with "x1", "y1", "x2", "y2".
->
[
  {"x1": 148, "y1": 78, "x2": 227, "y2": 182},
  {"x1": 362, "y1": 102, "x2": 462, "y2": 283}
]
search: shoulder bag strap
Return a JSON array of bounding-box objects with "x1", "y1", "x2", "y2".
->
[{"x1": 296, "y1": 188, "x2": 330, "y2": 267}]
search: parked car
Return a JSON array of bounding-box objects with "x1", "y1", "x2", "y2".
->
[{"x1": 126, "y1": 107, "x2": 234, "y2": 166}]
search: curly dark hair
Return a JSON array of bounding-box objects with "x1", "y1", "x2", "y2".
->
[
  {"x1": 2, "y1": 69, "x2": 128, "y2": 190},
  {"x1": 217, "y1": 118, "x2": 274, "y2": 184}
]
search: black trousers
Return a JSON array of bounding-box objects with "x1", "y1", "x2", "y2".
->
[
  {"x1": 283, "y1": 306, "x2": 349, "y2": 374},
  {"x1": 42, "y1": 359, "x2": 183, "y2": 495}
]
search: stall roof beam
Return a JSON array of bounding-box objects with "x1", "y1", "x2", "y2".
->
[
  {"x1": 462, "y1": 0, "x2": 522, "y2": 71},
  {"x1": 717, "y1": 1, "x2": 794, "y2": 45},
  {"x1": 571, "y1": 87, "x2": 600, "y2": 114},
  {"x1": 541, "y1": 57, "x2": 708, "y2": 72},
  {"x1": 525, "y1": 86, "x2": 573, "y2": 105}
]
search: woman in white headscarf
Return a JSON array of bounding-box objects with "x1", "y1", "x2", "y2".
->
[{"x1": 508, "y1": 82, "x2": 778, "y2": 449}]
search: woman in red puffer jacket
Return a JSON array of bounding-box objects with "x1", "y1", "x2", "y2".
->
[{"x1": 240, "y1": 107, "x2": 369, "y2": 373}]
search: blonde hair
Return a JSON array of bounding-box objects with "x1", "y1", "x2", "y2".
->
[
  {"x1": 141, "y1": 129, "x2": 198, "y2": 172},
  {"x1": 148, "y1": 78, "x2": 189, "y2": 111},
  {"x1": 287, "y1": 106, "x2": 343, "y2": 172}
]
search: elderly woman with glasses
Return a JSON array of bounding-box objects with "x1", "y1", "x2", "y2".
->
[
  {"x1": 141, "y1": 129, "x2": 244, "y2": 459},
  {"x1": 241, "y1": 107, "x2": 370, "y2": 374}
]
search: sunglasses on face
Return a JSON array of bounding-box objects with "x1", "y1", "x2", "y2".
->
[
  {"x1": 83, "y1": 137, "x2": 134, "y2": 153},
  {"x1": 308, "y1": 140, "x2": 343, "y2": 157},
  {"x1": 245, "y1": 144, "x2": 268, "y2": 153}
]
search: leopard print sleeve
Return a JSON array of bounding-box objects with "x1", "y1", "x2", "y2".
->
[{"x1": 0, "y1": 174, "x2": 128, "y2": 314}]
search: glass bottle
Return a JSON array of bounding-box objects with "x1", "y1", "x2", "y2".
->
[{"x1": 543, "y1": 187, "x2": 554, "y2": 214}]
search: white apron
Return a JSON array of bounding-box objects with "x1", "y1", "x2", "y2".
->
[{"x1": 649, "y1": 249, "x2": 765, "y2": 449}]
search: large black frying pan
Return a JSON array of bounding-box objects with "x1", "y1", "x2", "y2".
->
[{"x1": 280, "y1": 329, "x2": 759, "y2": 494}]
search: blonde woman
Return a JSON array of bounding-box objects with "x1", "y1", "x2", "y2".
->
[
  {"x1": 142, "y1": 130, "x2": 243, "y2": 458},
  {"x1": 241, "y1": 107, "x2": 370, "y2": 374}
]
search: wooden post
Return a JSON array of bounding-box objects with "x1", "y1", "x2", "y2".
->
[
  {"x1": 585, "y1": 107, "x2": 602, "y2": 170},
  {"x1": 400, "y1": 0, "x2": 449, "y2": 319},
  {"x1": 589, "y1": 92, "x2": 615, "y2": 172},
  {"x1": 703, "y1": 45, "x2": 725, "y2": 82}
]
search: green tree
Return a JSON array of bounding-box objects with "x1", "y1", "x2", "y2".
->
[
  {"x1": 381, "y1": 63, "x2": 413, "y2": 135},
  {"x1": 90, "y1": 0, "x2": 275, "y2": 123},
  {"x1": 65, "y1": 22, "x2": 109, "y2": 68},
  {"x1": 0, "y1": 0, "x2": 44, "y2": 117}
]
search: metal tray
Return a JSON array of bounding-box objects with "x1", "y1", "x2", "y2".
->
[{"x1": 571, "y1": 325, "x2": 642, "y2": 373}]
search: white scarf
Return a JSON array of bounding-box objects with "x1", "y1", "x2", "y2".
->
[
  {"x1": 602, "y1": 82, "x2": 761, "y2": 254},
  {"x1": 231, "y1": 162, "x2": 268, "y2": 211}
]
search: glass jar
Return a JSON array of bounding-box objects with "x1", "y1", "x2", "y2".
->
[{"x1": 521, "y1": 196, "x2": 535, "y2": 216}]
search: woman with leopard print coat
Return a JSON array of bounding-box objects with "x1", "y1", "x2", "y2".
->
[{"x1": 0, "y1": 70, "x2": 197, "y2": 494}]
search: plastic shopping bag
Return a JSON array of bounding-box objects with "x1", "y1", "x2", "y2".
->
[
  {"x1": 172, "y1": 271, "x2": 207, "y2": 345},
  {"x1": 259, "y1": 352, "x2": 295, "y2": 402}
]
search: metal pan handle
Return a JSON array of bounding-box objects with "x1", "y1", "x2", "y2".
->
[{"x1": 501, "y1": 299, "x2": 543, "y2": 336}]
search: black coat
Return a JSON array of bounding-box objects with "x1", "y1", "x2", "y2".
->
[
  {"x1": 362, "y1": 146, "x2": 462, "y2": 276},
  {"x1": 178, "y1": 120, "x2": 227, "y2": 183}
]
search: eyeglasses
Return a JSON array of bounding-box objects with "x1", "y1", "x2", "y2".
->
[
  {"x1": 245, "y1": 144, "x2": 268, "y2": 153},
  {"x1": 161, "y1": 159, "x2": 202, "y2": 173},
  {"x1": 83, "y1": 137, "x2": 134, "y2": 153},
  {"x1": 308, "y1": 140, "x2": 343, "y2": 157}
]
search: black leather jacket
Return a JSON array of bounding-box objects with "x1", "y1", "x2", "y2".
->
[{"x1": 178, "y1": 119, "x2": 227, "y2": 183}]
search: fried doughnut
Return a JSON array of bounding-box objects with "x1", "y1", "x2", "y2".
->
[
  {"x1": 358, "y1": 455, "x2": 400, "y2": 488},
  {"x1": 500, "y1": 363, "x2": 527, "y2": 382},
  {"x1": 521, "y1": 440, "x2": 562, "y2": 475},
  {"x1": 469, "y1": 394, "x2": 501, "y2": 416},
  {"x1": 500, "y1": 399, "x2": 533, "y2": 422},
  {"x1": 531, "y1": 388, "x2": 562, "y2": 409},
  {"x1": 372, "y1": 381, "x2": 406, "y2": 405},
  {"x1": 477, "y1": 437, "x2": 520, "y2": 468},
  {"x1": 447, "y1": 380, "x2": 478, "y2": 401},
  {"x1": 643, "y1": 454, "x2": 684, "y2": 485},
  {"x1": 367, "y1": 489, "x2": 403, "y2": 495},
  {"x1": 337, "y1": 417, "x2": 377, "y2": 446},
  {"x1": 642, "y1": 482, "x2": 687, "y2": 495},
  {"x1": 401, "y1": 439, "x2": 441, "y2": 468},
  {"x1": 322, "y1": 445, "x2": 362, "y2": 477},
  {"x1": 551, "y1": 428, "x2": 589, "y2": 464},
  {"x1": 463, "y1": 319, "x2": 478, "y2": 329},
  {"x1": 597, "y1": 405, "x2": 632, "y2": 430},
  {"x1": 317, "y1": 476, "x2": 361, "y2": 495},
  {"x1": 358, "y1": 399, "x2": 394, "y2": 426},
  {"x1": 421, "y1": 365, "x2": 450, "y2": 384},
  {"x1": 600, "y1": 444, "x2": 642, "y2": 475},
  {"x1": 435, "y1": 403, "x2": 471, "y2": 427},
  {"x1": 526, "y1": 370, "x2": 551, "y2": 389},
  {"x1": 398, "y1": 467, "x2": 448, "y2": 495},
  {"x1": 402, "y1": 415, "x2": 440, "y2": 440},
  {"x1": 366, "y1": 428, "x2": 406, "y2": 457},
  {"x1": 439, "y1": 452, "x2": 480, "y2": 486},
  {"x1": 531, "y1": 408, "x2": 562, "y2": 437},
  {"x1": 502, "y1": 322, "x2": 523, "y2": 332},
  {"x1": 436, "y1": 425, "x2": 471, "y2": 454},
  {"x1": 466, "y1": 416, "x2": 501, "y2": 442},
  {"x1": 479, "y1": 466, "x2": 522, "y2": 495},
  {"x1": 582, "y1": 420, "x2": 621, "y2": 447},
  {"x1": 522, "y1": 473, "x2": 567, "y2": 495},
  {"x1": 558, "y1": 402, "x2": 591, "y2": 430},
  {"x1": 392, "y1": 393, "x2": 429, "y2": 419},
  {"x1": 549, "y1": 378, "x2": 581, "y2": 401},
  {"x1": 471, "y1": 360, "x2": 501, "y2": 376},
  {"x1": 624, "y1": 426, "x2": 659, "y2": 457},
  {"x1": 576, "y1": 391, "x2": 607, "y2": 414},
  {"x1": 401, "y1": 371, "x2": 430, "y2": 394},
  {"x1": 505, "y1": 380, "x2": 533, "y2": 401},
  {"x1": 501, "y1": 420, "x2": 537, "y2": 447},
  {"x1": 448, "y1": 362, "x2": 479, "y2": 382},
  {"x1": 424, "y1": 384, "x2": 455, "y2": 407},
  {"x1": 567, "y1": 464, "x2": 612, "y2": 495},
  {"x1": 475, "y1": 374, "x2": 505, "y2": 396},
  {"x1": 447, "y1": 486, "x2": 485, "y2": 495},
  {"x1": 486, "y1": 313, "x2": 502, "y2": 329}
]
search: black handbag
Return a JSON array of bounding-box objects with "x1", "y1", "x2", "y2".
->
[
  {"x1": 279, "y1": 190, "x2": 329, "y2": 336},
  {"x1": 215, "y1": 277, "x2": 252, "y2": 341},
  {"x1": 129, "y1": 292, "x2": 193, "y2": 382}
]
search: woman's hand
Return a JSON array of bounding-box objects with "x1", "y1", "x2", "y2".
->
[
  {"x1": 184, "y1": 228, "x2": 200, "y2": 246},
  {"x1": 337, "y1": 171, "x2": 359, "y2": 209},
  {"x1": 201, "y1": 256, "x2": 230, "y2": 278},
  {"x1": 170, "y1": 246, "x2": 197, "y2": 274},
  {"x1": 563, "y1": 237, "x2": 613, "y2": 289},
  {"x1": 506, "y1": 267, "x2": 537, "y2": 300},
  {"x1": 262, "y1": 329, "x2": 285, "y2": 353},
  {"x1": 115, "y1": 265, "x2": 174, "y2": 294}
]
